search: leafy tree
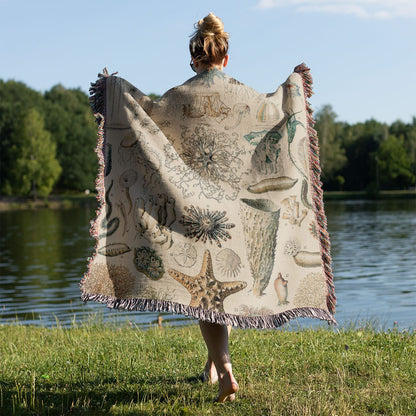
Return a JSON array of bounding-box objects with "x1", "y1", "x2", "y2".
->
[
  {"x1": 376, "y1": 135, "x2": 415, "y2": 189},
  {"x1": 0, "y1": 80, "x2": 45, "y2": 194},
  {"x1": 341, "y1": 119, "x2": 388, "y2": 191},
  {"x1": 314, "y1": 105, "x2": 347, "y2": 188},
  {"x1": 44, "y1": 85, "x2": 97, "y2": 191},
  {"x1": 10, "y1": 108, "x2": 61, "y2": 197}
]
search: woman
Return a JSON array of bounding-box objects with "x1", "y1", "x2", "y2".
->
[{"x1": 82, "y1": 13, "x2": 336, "y2": 404}]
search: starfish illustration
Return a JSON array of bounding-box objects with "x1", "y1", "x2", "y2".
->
[{"x1": 168, "y1": 249, "x2": 247, "y2": 312}]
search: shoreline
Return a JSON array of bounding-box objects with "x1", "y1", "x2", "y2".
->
[{"x1": 0, "y1": 190, "x2": 415, "y2": 211}]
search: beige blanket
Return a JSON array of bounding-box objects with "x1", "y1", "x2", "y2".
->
[{"x1": 80, "y1": 64, "x2": 336, "y2": 328}]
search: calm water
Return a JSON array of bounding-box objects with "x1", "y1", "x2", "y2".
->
[{"x1": 0, "y1": 199, "x2": 415, "y2": 330}]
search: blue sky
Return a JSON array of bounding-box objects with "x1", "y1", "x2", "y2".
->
[{"x1": 1, "y1": 0, "x2": 415, "y2": 124}]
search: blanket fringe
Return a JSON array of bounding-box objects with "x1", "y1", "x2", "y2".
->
[
  {"x1": 294, "y1": 63, "x2": 336, "y2": 315},
  {"x1": 81, "y1": 65, "x2": 337, "y2": 328},
  {"x1": 81, "y1": 291, "x2": 337, "y2": 329}
]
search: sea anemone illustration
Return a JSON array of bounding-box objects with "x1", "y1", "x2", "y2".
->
[
  {"x1": 134, "y1": 247, "x2": 165, "y2": 280},
  {"x1": 180, "y1": 205, "x2": 235, "y2": 247}
]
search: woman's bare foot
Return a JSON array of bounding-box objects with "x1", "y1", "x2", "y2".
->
[
  {"x1": 215, "y1": 372, "x2": 239, "y2": 403},
  {"x1": 199, "y1": 357, "x2": 218, "y2": 383}
]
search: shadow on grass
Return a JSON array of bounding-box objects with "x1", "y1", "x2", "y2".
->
[{"x1": 1, "y1": 373, "x2": 208, "y2": 415}]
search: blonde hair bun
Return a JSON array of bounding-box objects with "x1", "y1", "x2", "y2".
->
[
  {"x1": 197, "y1": 12, "x2": 229, "y2": 39},
  {"x1": 189, "y1": 13, "x2": 229, "y2": 66}
]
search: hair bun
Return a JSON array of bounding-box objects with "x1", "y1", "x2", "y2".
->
[{"x1": 197, "y1": 12, "x2": 227, "y2": 37}]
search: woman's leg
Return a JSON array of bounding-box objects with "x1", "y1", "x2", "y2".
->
[
  {"x1": 200, "y1": 325, "x2": 231, "y2": 383},
  {"x1": 199, "y1": 321, "x2": 239, "y2": 402}
]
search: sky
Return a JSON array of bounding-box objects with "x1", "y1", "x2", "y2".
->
[{"x1": 1, "y1": 0, "x2": 415, "y2": 125}]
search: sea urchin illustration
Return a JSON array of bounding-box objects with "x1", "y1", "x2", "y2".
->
[{"x1": 180, "y1": 205, "x2": 235, "y2": 248}]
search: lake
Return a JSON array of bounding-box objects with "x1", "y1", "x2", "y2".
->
[{"x1": 0, "y1": 198, "x2": 415, "y2": 330}]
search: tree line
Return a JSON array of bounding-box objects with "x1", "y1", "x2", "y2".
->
[{"x1": 0, "y1": 80, "x2": 415, "y2": 197}]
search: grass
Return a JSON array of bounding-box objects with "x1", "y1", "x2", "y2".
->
[{"x1": 0, "y1": 320, "x2": 415, "y2": 416}]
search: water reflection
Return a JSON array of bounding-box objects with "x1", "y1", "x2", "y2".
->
[{"x1": 0, "y1": 199, "x2": 415, "y2": 329}]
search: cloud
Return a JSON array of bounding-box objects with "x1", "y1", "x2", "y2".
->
[{"x1": 256, "y1": 0, "x2": 416, "y2": 19}]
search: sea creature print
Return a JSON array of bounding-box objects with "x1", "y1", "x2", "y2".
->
[
  {"x1": 116, "y1": 201, "x2": 129, "y2": 235},
  {"x1": 171, "y1": 242, "x2": 197, "y2": 268},
  {"x1": 182, "y1": 93, "x2": 231, "y2": 122},
  {"x1": 180, "y1": 205, "x2": 235, "y2": 248},
  {"x1": 168, "y1": 250, "x2": 247, "y2": 312},
  {"x1": 285, "y1": 82, "x2": 301, "y2": 97},
  {"x1": 98, "y1": 180, "x2": 120, "y2": 239},
  {"x1": 251, "y1": 130, "x2": 283, "y2": 174},
  {"x1": 104, "y1": 143, "x2": 112, "y2": 176},
  {"x1": 134, "y1": 246, "x2": 165, "y2": 280},
  {"x1": 247, "y1": 176, "x2": 298, "y2": 194},
  {"x1": 215, "y1": 249, "x2": 242, "y2": 278},
  {"x1": 239, "y1": 305, "x2": 274, "y2": 317},
  {"x1": 281, "y1": 195, "x2": 308, "y2": 226},
  {"x1": 98, "y1": 243, "x2": 131, "y2": 257},
  {"x1": 256, "y1": 102, "x2": 280, "y2": 123},
  {"x1": 119, "y1": 169, "x2": 138, "y2": 214},
  {"x1": 309, "y1": 221, "x2": 319, "y2": 239},
  {"x1": 140, "y1": 117, "x2": 160, "y2": 134},
  {"x1": 239, "y1": 198, "x2": 280, "y2": 297},
  {"x1": 164, "y1": 125, "x2": 246, "y2": 202},
  {"x1": 83, "y1": 263, "x2": 135, "y2": 298},
  {"x1": 224, "y1": 103, "x2": 251, "y2": 130},
  {"x1": 134, "y1": 195, "x2": 175, "y2": 247},
  {"x1": 198, "y1": 68, "x2": 227, "y2": 87},
  {"x1": 293, "y1": 272, "x2": 327, "y2": 309},
  {"x1": 284, "y1": 240, "x2": 321, "y2": 267},
  {"x1": 274, "y1": 273, "x2": 289, "y2": 305}
]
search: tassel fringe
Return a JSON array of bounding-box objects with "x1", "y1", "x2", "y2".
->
[
  {"x1": 294, "y1": 63, "x2": 336, "y2": 315},
  {"x1": 80, "y1": 65, "x2": 337, "y2": 329}
]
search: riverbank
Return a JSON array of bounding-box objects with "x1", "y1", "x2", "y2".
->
[
  {"x1": 1, "y1": 322, "x2": 414, "y2": 415},
  {"x1": 0, "y1": 190, "x2": 415, "y2": 211}
]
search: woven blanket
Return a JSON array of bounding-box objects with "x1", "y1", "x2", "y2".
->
[{"x1": 81, "y1": 64, "x2": 336, "y2": 328}]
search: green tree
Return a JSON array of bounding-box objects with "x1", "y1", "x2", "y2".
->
[
  {"x1": 44, "y1": 85, "x2": 97, "y2": 191},
  {"x1": 314, "y1": 105, "x2": 347, "y2": 188},
  {"x1": 376, "y1": 135, "x2": 415, "y2": 189},
  {"x1": 0, "y1": 80, "x2": 45, "y2": 194},
  {"x1": 10, "y1": 108, "x2": 61, "y2": 197}
]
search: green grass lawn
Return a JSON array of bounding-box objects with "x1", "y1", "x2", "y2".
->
[{"x1": 0, "y1": 320, "x2": 415, "y2": 415}]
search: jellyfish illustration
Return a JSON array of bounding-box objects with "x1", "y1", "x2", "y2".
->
[{"x1": 119, "y1": 169, "x2": 138, "y2": 214}]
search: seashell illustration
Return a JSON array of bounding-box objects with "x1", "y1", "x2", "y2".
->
[
  {"x1": 274, "y1": 273, "x2": 289, "y2": 305},
  {"x1": 216, "y1": 249, "x2": 242, "y2": 277},
  {"x1": 98, "y1": 243, "x2": 131, "y2": 257},
  {"x1": 240, "y1": 198, "x2": 280, "y2": 297},
  {"x1": 247, "y1": 176, "x2": 298, "y2": 194}
]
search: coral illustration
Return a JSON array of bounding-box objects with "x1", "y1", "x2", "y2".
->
[
  {"x1": 240, "y1": 198, "x2": 280, "y2": 297},
  {"x1": 281, "y1": 195, "x2": 308, "y2": 226}
]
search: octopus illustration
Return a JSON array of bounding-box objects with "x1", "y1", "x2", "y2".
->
[
  {"x1": 180, "y1": 205, "x2": 235, "y2": 248},
  {"x1": 168, "y1": 250, "x2": 247, "y2": 312}
]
